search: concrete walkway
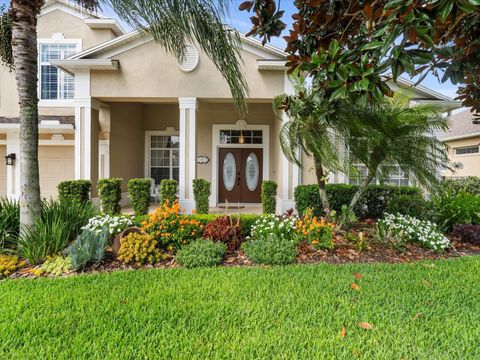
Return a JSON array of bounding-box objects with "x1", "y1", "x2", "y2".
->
[{"x1": 122, "y1": 202, "x2": 262, "y2": 215}]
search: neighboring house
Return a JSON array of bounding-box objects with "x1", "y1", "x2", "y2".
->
[
  {"x1": 439, "y1": 109, "x2": 480, "y2": 179},
  {"x1": 0, "y1": 0, "x2": 460, "y2": 212}
]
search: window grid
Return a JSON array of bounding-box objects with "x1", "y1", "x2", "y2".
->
[
  {"x1": 455, "y1": 146, "x2": 479, "y2": 155},
  {"x1": 220, "y1": 130, "x2": 263, "y2": 144},
  {"x1": 150, "y1": 135, "x2": 179, "y2": 185},
  {"x1": 39, "y1": 43, "x2": 77, "y2": 100}
]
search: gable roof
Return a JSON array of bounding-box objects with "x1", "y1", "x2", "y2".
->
[
  {"x1": 40, "y1": 0, "x2": 125, "y2": 36},
  {"x1": 439, "y1": 109, "x2": 480, "y2": 141},
  {"x1": 67, "y1": 28, "x2": 287, "y2": 62}
]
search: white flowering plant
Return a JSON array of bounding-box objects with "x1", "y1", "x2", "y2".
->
[
  {"x1": 377, "y1": 213, "x2": 450, "y2": 252},
  {"x1": 82, "y1": 215, "x2": 134, "y2": 238},
  {"x1": 247, "y1": 213, "x2": 298, "y2": 242}
]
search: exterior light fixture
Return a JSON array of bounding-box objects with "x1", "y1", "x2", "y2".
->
[
  {"x1": 5, "y1": 153, "x2": 15, "y2": 166},
  {"x1": 239, "y1": 130, "x2": 245, "y2": 144}
]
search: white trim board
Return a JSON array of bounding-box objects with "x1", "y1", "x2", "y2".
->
[{"x1": 210, "y1": 123, "x2": 270, "y2": 207}]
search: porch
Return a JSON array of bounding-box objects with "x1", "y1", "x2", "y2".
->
[{"x1": 75, "y1": 97, "x2": 300, "y2": 213}]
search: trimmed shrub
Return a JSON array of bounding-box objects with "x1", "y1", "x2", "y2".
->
[
  {"x1": 98, "y1": 178, "x2": 123, "y2": 215},
  {"x1": 386, "y1": 193, "x2": 428, "y2": 219},
  {"x1": 58, "y1": 180, "x2": 91, "y2": 205},
  {"x1": 242, "y1": 234, "x2": 297, "y2": 265},
  {"x1": 18, "y1": 200, "x2": 97, "y2": 264},
  {"x1": 430, "y1": 191, "x2": 480, "y2": 232},
  {"x1": 202, "y1": 216, "x2": 243, "y2": 251},
  {"x1": 65, "y1": 229, "x2": 109, "y2": 270},
  {"x1": 261, "y1": 180, "x2": 277, "y2": 214},
  {"x1": 451, "y1": 225, "x2": 480, "y2": 246},
  {"x1": 0, "y1": 198, "x2": 19, "y2": 253},
  {"x1": 128, "y1": 178, "x2": 151, "y2": 216},
  {"x1": 159, "y1": 179, "x2": 178, "y2": 206},
  {"x1": 294, "y1": 184, "x2": 422, "y2": 219},
  {"x1": 176, "y1": 239, "x2": 226, "y2": 268},
  {"x1": 193, "y1": 179, "x2": 211, "y2": 214},
  {"x1": 117, "y1": 232, "x2": 161, "y2": 265},
  {"x1": 437, "y1": 176, "x2": 480, "y2": 196}
]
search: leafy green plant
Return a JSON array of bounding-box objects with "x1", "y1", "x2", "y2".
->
[
  {"x1": 345, "y1": 231, "x2": 366, "y2": 253},
  {"x1": 202, "y1": 216, "x2": 242, "y2": 251},
  {"x1": 295, "y1": 208, "x2": 334, "y2": 249},
  {"x1": 386, "y1": 193, "x2": 427, "y2": 219},
  {"x1": 176, "y1": 239, "x2": 226, "y2": 268},
  {"x1": 39, "y1": 255, "x2": 72, "y2": 276},
  {"x1": 117, "y1": 232, "x2": 162, "y2": 266},
  {"x1": 65, "y1": 229, "x2": 109, "y2": 270},
  {"x1": 159, "y1": 179, "x2": 178, "y2": 206},
  {"x1": 17, "y1": 200, "x2": 97, "y2": 264},
  {"x1": 192, "y1": 179, "x2": 210, "y2": 214},
  {"x1": 261, "y1": 180, "x2": 277, "y2": 214},
  {"x1": 437, "y1": 177, "x2": 480, "y2": 196},
  {"x1": 57, "y1": 180, "x2": 91, "y2": 205},
  {"x1": 128, "y1": 178, "x2": 151, "y2": 216},
  {"x1": 430, "y1": 192, "x2": 480, "y2": 232},
  {"x1": 0, "y1": 198, "x2": 19, "y2": 253},
  {"x1": 372, "y1": 221, "x2": 408, "y2": 251},
  {"x1": 98, "y1": 178, "x2": 123, "y2": 215},
  {"x1": 242, "y1": 234, "x2": 297, "y2": 266}
]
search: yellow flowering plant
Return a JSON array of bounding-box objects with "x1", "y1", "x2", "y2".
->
[
  {"x1": 141, "y1": 201, "x2": 204, "y2": 251},
  {"x1": 295, "y1": 208, "x2": 335, "y2": 250},
  {"x1": 117, "y1": 232, "x2": 162, "y2": 266},
  {"x1": 0, "y1": 254, "x2": 25, "y2": 278}
]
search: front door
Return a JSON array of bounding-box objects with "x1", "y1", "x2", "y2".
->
[{"x1": 219, "y1": 148, "x2": 263, "y2": 203}]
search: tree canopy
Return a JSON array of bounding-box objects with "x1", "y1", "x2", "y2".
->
[{"x1": 241, "y1": 0, "x2": 480, "y2": 121}]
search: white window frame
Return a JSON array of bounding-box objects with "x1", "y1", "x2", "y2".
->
[
  {"x1": 37, "y1": 38, "x2": 82, "y2": 107},
  {"x1": 454, "y1": 145, "x2": 479, "y2": 156},
  {"x1": 144, "y1": 130, "x2": 180, "y2": 184}
]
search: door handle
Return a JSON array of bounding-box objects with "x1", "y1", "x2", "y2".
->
[{"x1": 237, "y1": 172, "x2": 241, "y2": 186}]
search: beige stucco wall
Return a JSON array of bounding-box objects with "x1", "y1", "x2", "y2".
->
[
  {"x1": 0, "y1": 9, "x2": 115, "y2": 118},
  {"x1": 444, "y1": 137, "x2": 480, "y2": 178},
  {"x1": 109, "y1": 103, "x2": 145, "y2": 192},
  {"x1": 37, "y1": 10, "x2": 116, "y2": 50},
  {"x1": 91, "y1": 40, "x2": 284, "y2": 101}
]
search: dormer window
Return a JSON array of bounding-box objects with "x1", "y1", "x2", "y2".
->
[{"x1": 39, "y1": 42, "x2": 79, "y2": 100}]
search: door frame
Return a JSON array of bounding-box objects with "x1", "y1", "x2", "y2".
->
[{"x1": 211, "y1": 122, "x2": 269, "y2": 206}]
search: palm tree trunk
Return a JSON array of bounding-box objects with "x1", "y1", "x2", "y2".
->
[
  {"x1": 11, "y1": 0, "x2": 43, "y2": 228},
  {"x1": 314, "y1": 157, "x2": 331, "y2": 216},
  {"x1": 348, "y1": 171, "x2": 376, "y2": 216}
]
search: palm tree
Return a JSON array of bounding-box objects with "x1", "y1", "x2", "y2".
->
[
  {"x1": 0, "y1": 0, "x2": 248, "y2": 229},
  {"x1": 344, "y1": 93, "x2": 451, "y2": 215},
  {"x1": 275, "y1": 76, "x2": 347, "y2": 215}
]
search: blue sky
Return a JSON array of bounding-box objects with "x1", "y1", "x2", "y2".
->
[{"x1": 1, "y1": 0, "x2": 459, "y2": 98}]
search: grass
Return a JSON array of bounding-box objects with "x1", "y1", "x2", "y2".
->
[{"x1": 1, "y1": 257, "x2": 480, "y2": 359}]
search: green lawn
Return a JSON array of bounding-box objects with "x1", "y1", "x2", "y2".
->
[{"x1": 1, "y1": 257, "x2": 480, "y2": 359}]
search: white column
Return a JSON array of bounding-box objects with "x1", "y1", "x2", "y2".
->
[
  {"x1": 278, "y1": 73, "x2": 299, "y2": 213},
  {"x1": 74, "y1": 100, "x2": 92, "y2": 180},
  {"x1": 178, "y1": 97, "x2": 197, "y2": 213},
  {"x1": 6, "y1": 132, "x2": 20, "y2": 200}
]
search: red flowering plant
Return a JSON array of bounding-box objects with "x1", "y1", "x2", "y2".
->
[{"x1": 202, "y1": 216, "x2": 243, "y2": 251}]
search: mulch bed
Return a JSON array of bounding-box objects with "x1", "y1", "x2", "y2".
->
[{"x1": 8, "y1": 236, "x2": 480, "y2": 279}]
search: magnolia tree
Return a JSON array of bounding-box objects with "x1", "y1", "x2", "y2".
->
[
  {"x1": 0, "y1": 0, "x2": 248, "y2": 228},
  {"x1": 241, "y1": 0, "x2": 480, "y2": 118}
]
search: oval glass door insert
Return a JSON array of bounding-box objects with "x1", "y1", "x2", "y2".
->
[
  {"x1": 223, "y1": 152, "x2": 236, "y2": 191},
  {"x1": 245, "y1": 153, "x2": 259, "y2": 191}
]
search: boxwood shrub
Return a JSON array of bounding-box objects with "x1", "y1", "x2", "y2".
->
[
  {"x1": 192, "y1": 179, "x2": 211, "y2": 214},
  {"x1": 98, "y1": 178, "x2": 123, "y2": 215},
  {"x1": 159, "y1": 179, "x2": 178, "y2": 205},
  {"x1": 294, "y1": 184, "x2": 422, "y2": 219},
  {"x1": 57, "y1": 180, "x2": 91, "y2": 205},
  {"x1": 261, "y1": 180, "x2": 277, "y2": 214},
  {"x1": 128, "y1": 178, "x2": 151, "y2": 216}
]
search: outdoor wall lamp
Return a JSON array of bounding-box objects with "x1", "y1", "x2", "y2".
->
[{"x1": 5, "y1": 153, "x2": 16, "y2": 166}]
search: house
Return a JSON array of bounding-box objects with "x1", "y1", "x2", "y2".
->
[
  {"x1": 0, "y1": 0, "x2": 460, "y2": 212},
  {"x1": 439, "y1": 109, "x2": 480, "y2": 178}
]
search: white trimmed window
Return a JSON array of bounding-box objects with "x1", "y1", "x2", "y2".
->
[
  {"x1": 39, "y1": 42, "x2": 78, "y2": 100},
  {"x1": 455, "y1": 145, "x2": 479, "y2": 155},
  {"x1": 147, "y1": 134, "x2": 180, "y2": 184}
]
